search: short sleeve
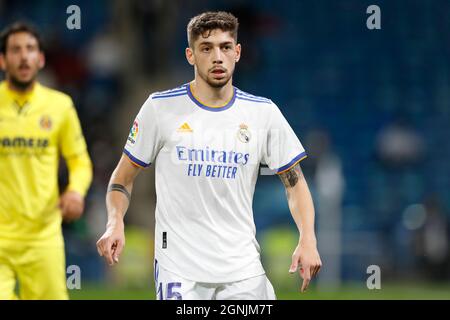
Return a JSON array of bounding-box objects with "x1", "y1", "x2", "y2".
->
[
  {"x1": 263, "y1": 103, "x2": 307, "y2": 174},
  {"x1": 60, "y1": 101, "x2": 88, "y2": 158},
  {"x1": 123, "y1": 96, "x2": 162, "y2": 168}
]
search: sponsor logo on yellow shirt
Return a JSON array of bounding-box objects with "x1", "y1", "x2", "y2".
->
[{"x1": 39, "y1": 115, "x2": 53, "y2": 130}]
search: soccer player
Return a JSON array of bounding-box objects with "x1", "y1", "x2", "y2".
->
[
  {"x1": 97, "y1": 11, "x2": 321, "y2": 300},
  {"x1": 0, "y1": 22, "x2": 93, "y2": 299}
]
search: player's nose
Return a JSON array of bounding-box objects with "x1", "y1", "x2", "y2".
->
[
  {"x1": 19, "y1": 51, "x2": 30, "y2": 63},
  {"x1": 211, "y1": 47, "x2": 223, "y2": 64}
]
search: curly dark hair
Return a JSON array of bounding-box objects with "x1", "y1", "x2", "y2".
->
[
  {"x1": 0, "y1": 21, "x2": 43, "y2": 54},
  {"x1": 187, "y1": 11, "x2": 239, "y2": 47}
]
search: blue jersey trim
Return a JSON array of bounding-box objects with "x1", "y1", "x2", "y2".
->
[
  {"x1": 123, "y1": 149, "x2": 150, "y2": 168},
  {"x1": 187, "y1": 83, "x2": 236, "y2": 112},
  {"x1": 152, "y1": 91, "x2": 187, "y2": 99},
  {"x1": 236, "y1": 95, "x2": 272, "y2": 104},
  {"x1": 236, "y1": 93, "x2": 269, "y2": 102},
  {"x1": 276, "y1": 151, "x2": 307, "y2": 174},
  {"x1": 153, "y1": 87, "x2": 187, "y2": 96},
  {"x1": 235, "y1": 89, "x2": 271, "y2": 102}
]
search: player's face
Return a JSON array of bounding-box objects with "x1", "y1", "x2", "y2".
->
[
  {"x1": 186, "y1": 29, "x2": 241, "y2": 88},
  {"x1": 0, "y1": 32, "x2": 44, "y2": 90}
]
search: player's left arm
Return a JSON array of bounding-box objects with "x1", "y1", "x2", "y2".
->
[
  {"x1": 59, "y1": 102, "x2": 93, "y2": 222},
  {"x1": 278, "y1": 163, "x2": 322, "y2": 292},
  {"x1": 60, "y1": 151, "x2": 93, "y2": 222}
]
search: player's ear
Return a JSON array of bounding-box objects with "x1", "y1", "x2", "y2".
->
[
  {"x1": 38, "y1": 51, "x2": 45, "y2": 69},
  {"x1": 0, "y1": 53, "x2": 6, "y2": 71},
  {"x1": 235, "y1": 43, "x2": 241, "y2": 63},
  {"x1": 186, "y1": 47, "x2": 195, "y2": 66}
]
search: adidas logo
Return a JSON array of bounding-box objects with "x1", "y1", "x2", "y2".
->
[{"x1": 177, "y1": 122, "x2": 193, "y2": 132}]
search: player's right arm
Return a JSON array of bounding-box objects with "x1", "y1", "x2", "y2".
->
[
  {"x1": 96, "y1": 154, "x2": 142, "y2": 266},
  {"x1": 98, "y1": 94, "x2": 160, "y2": 265}
]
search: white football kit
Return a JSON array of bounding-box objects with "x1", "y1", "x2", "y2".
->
[{"x1": 124, "y1": 82, "x2": 306, "y2": 299}]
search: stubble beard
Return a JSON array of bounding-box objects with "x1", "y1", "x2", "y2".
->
[
  {"x1": 8, "y1": 73, "x2": 36, "y2": 92},
  {"x1": 199, "y1": 68, "x2": 234, "y2": 89}
]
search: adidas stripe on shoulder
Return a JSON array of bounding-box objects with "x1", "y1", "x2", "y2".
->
[
  {"x1": 152, "y1": 84, "x2": 188, "y2": 100},
  {"x1": 235, "y1": 89, "x2": 272, "y2": 104}
]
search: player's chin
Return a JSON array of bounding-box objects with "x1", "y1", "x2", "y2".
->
[
  {"x1": 207, "y1": 76, "x2": 230, "y2": 88},
  {"x1": 11, "y1": 73, "x2": 35, "y2": 87}
]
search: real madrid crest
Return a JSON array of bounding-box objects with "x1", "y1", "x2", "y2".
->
[
  {"x1": 237, "y1": 123, "x2": 251, "y2": 143},
  {"x1": 39, "y1": 115, "x2": 52, "y2": 131}
]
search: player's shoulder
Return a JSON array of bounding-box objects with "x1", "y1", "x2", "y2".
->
[
  {"x1": 234, "y1": 87, "x2": 286, "y2": 120},
  {"x1": 0, "y1": 81, "x2": 9, "y2": 101},
  {"x1": 234, "y1": 87, "x2": 273, "y2": 105},
  {"x1": 140, "y1": 84, "x2": 189, "y2": 114},
  {"x1": 37, "y1": 83, "x2": 74, "y2": 109},
  {"x1": 149, "y1": 84, "x2": 189, "y2": 101}
]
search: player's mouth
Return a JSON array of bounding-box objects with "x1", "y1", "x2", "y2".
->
[
  {"x1": 19, "y1": 63, "x2": 31, "y2": 70},
  {"x1": 210, "y1": 68, "x2": 226, "y2": 78},
  {"x1": 18, "y1": 65, "x2": 32, "y2": 75}
]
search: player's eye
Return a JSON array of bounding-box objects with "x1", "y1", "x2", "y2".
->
[
  {"x1": 9, "y1": 47, "x2": 20, "y2": 54},
  {"x1": 201, "y1": 46, "x2": 210, "y2": 52},
  {"x1": 26, "y1": 45, "x2": 37, "y2": 52}
]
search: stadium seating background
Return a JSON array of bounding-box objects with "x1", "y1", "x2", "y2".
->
[{"x1": 1, "y1": 0, "x2": 449, "y2": 299}]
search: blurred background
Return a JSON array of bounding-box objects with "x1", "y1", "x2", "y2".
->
[{"x1": 1, "y1": 0, "x2": 450, "y2": 299}]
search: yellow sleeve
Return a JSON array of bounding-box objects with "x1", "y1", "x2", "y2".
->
[
  {"x1": 59, "y1": 102, "x2": 93, "y2": 196},
  {"x1": 66, "y1": 150, "x2": 93, "y2": 197},
  {"x1": 59, "y1": 102, "x2": 87, "y2": 158}
]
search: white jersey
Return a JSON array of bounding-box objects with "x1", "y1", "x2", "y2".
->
[{"x1": 124, "y1": 83, "x2": 306, "y2": 283}]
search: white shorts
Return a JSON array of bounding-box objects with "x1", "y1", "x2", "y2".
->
[{"x1": 154, "y1": 259, "x2": 276, "y2": 300}]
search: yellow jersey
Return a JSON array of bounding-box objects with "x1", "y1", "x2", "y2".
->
[{"x1": 0, "y1": 81, "x2": 92, "y2": 243}]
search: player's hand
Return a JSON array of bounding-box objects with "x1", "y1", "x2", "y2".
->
[
  {"x1": 59, "y1": 190, "x2": 85, "y2": 223},
  {"x1": 96, "y1": 222, "x2": 125, "y2": 266},
  {"x1": 289, "y1": 237, "x2": 322, "y2": 293}
]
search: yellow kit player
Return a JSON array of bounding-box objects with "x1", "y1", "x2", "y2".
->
[{"x1": 0, "y1": 22, "x2": 92, "y2": 299}]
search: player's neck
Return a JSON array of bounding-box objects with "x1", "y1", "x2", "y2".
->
[
  {"x1": 190, "y1": 79, "x2": 234, "y2": 107},
  {"x1": 6, "y1": 77, "x2": 36, "y2": 95}
]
